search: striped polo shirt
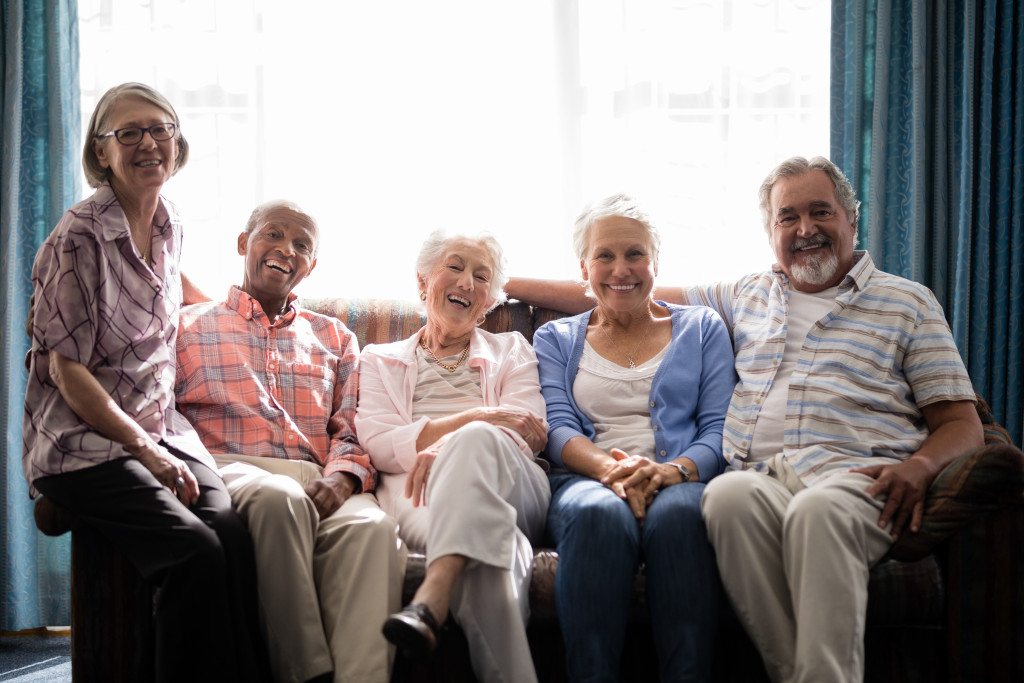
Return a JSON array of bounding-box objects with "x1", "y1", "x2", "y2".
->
[{"x1": 680, "y1": 251, "x2": 976, "y2": 485}]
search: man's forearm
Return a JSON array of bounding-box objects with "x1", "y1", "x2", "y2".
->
[{"x1": 504, "y1": 277, "x2": 592, "y2": 314}]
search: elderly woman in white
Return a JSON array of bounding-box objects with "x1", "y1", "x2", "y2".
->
[{"x1": 355, "y1": 230, "x2": 550, "y2": 683}]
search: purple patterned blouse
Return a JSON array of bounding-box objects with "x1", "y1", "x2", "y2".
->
[{"x1": 22, "y1": 184, "x2": 213, "y2": 496}]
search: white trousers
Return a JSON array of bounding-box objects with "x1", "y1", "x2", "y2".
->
[
  {"x1": 379, "y1": 422, "x2": 551, "y2": 683},
  {"x1": 217, "y1": 454, "x2": 406, "y2": 683},
  {"x1": 701, "y1": 468, "x2": 893, "y2": 683}
]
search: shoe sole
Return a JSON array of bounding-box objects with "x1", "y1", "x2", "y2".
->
[{"x1": 383, "y1": 616, "x2": 436, "y2": 657}]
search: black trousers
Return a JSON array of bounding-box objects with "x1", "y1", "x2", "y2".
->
[{"x1": 34, "y1": 449, "x2": 270, "y2": 683}]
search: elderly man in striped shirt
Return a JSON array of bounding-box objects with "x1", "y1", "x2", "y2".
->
[
  {"x1": 506, "y1": 156, "x2": 984, "y2": 683},
  {"x1": 174, "y1": 200, "x2": 404, "y2": 683}
]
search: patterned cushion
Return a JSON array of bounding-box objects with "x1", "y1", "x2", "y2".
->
[
  {"x1": 889, "y1": 441, "x2": 1024, "y2": 561},
  {"x1": 303, "y1": 298, "x2": 537, "y2": 346},
  {"x1": 301, "y1": 298, "x2": 426, "y2": 348}
]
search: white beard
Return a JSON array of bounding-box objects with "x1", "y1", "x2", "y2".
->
[{"x1": 790, "y1": 249, "x2": 840, "y2": 287}]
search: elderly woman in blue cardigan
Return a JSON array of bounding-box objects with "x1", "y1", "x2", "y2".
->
[{"x1": 532, "y1": 194, "x2": 737, "y2": 683}]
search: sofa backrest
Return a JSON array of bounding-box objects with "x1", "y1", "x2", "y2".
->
[{"x1": 300, "y1": 298, "x2": 570, "y2": 347}]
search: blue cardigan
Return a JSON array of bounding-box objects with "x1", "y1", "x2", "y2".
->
[{"x1": 533, "y1": 303, "x2": 737, "y2": 480}]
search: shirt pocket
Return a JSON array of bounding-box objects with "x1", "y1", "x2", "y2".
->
[{"x1": 284, "y1": 362, "x2": 338, "y2": 421}]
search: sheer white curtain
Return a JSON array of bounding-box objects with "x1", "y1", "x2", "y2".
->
[{"x1": 78, "y1": 0, "x2": 828, "y2": 301}]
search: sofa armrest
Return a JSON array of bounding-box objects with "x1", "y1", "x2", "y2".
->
[
  {"x1": 34, "y1": 496, "x2": 76, "y2": 537},
  {"x1": 888, "y1": 441, "x2": 1024, "y2": 561}
]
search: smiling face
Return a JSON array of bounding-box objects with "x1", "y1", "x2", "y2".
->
[
  {"x1": 419, "y1": 239, "x2": 497, "y2": 339},
  {"x1": 581, "y1": 215, "x2": 658, "y2": 315},
  {"x1": 237, "y1": 204, "x2": 319, "y2": 310},
  {"x1": 92, "y1": 96, "x2": 178, "y2": 201},
  {"x1": 768, "y1": 169, "x2": 857, "y2": 292}
]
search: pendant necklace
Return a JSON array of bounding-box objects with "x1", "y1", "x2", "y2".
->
[{"x1": 599, "y1": 313, "x2": 653, "y2": 369}]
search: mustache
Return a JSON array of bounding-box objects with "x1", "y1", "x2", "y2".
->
[{"x1": 791, "y1": 234, "x2": 834, "y2": 252}]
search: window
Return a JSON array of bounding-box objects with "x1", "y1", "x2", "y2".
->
[{"x1": 79, "y1": 0, "x2": 829, "y2": 300}]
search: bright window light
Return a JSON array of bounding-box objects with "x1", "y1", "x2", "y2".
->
[{"x1": 78, "y1": 0, "x2": 829, "y2": 301}]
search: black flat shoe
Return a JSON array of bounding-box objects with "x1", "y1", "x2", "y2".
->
[{"x1": 382, "y1": 602, "x2": 442, "y2": 656}]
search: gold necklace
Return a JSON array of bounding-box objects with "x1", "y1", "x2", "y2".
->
[
  {"x1": 420, "y1": 338, "x2": 470, "y2": 373},
  {"x1": 598, "y1": 313, "x2": 653, "y2": 369},
  {"x1": 135, "y1": 225, "x2": 153, "y2": 266}
]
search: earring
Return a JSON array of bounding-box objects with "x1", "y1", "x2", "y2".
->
[
  {"x1": 419, "y1": 292, "x2": 427, "y2": 302},
  {"x1": 476, "y1": 314, "x2": 487, "y2": 326}
]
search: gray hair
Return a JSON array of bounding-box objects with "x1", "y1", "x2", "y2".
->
[
  {"x1": 572, "y1": 193, "x2": 661, "y2": 265},
  {"x1": 83, "y1": 83, "x2": 189, "y2": 188},
  {"x1": 758, "y1": 156, "x2": 860, "y2": 236},
  {"x1": 244, "y1": 199, "x2": 320, "y2": 257},
  {"x1": 416, "y1": 229, "x2": 508, "y2": 310}
]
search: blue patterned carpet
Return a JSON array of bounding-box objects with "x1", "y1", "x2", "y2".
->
[{"x1": 0, "y1": 633, "x2": 70, "y2": 682}]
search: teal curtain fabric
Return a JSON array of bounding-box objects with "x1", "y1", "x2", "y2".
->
[
  {"x1": 832, "y1": 0, "x2": 1024, "y2": 447},
  {"x1": 1, "y1": 0, "x2": 79, "y2": 629}
]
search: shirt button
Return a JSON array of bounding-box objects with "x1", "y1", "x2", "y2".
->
[
  {"x1": 653, "y1": 425, "x2": 659, "y2": 431},
  {"x1": 649, "y1": 401, "x2": 655, "y2": 407},
  {"x1": 659, "y1": 450, "x2": 667, "y2": 456},
  {"x1": 755, "y1": 398, "x2": 761, "y2": 404},
  {"x1": 741, "y1": 441, "x2": 748, "y2": 447}
]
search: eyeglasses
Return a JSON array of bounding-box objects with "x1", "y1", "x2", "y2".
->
[{"x1": 96, "y1": 123, "x2": 178, "y2": 146}]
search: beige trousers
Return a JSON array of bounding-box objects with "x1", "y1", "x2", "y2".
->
[
  {"x1": 701, "y1": 466, "x2": 893, "y2": 683},
  {"x1": 379, "y1": 422, "x2": 550, "y2": 683},
  {"x1": 216, "y1": 454, "x2": 406, "y2": 683}
]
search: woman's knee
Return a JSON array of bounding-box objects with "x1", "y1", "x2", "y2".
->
[
  {"x1": 442, "y1": 422, "x2": 510, "y2": 464},
  {"x1": 560, "y1": 492, "x2": 639, "y2": 549},
  {"x1": 644, "y1": 482, "x2": 706, "y2": 542}
]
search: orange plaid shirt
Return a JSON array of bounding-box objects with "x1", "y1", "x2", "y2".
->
[{"x1": 175, "y1": 286, "x2": 375, "y2": 491}]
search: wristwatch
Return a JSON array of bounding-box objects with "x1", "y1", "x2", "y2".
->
[{"x1": 668, "y1": 461, "x2": 691, "y2": 483}]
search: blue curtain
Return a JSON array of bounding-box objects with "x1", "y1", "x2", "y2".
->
[
  {"x1": 831, "y1": 0, "x2": 1024, "y2": 446},
  {"x1": 1, "y1": 0, "x2": 79, "y2": 629}
]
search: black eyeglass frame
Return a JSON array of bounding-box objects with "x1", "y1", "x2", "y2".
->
[{"x1": 96, "y1": 123, "x2": 178, "y2": 146}]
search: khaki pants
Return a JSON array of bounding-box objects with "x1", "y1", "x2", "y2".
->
[
  {"x1": 701, "y1": 465, "x2": 893, "y2": 683},
  {"x1": 379, "y1": 422, "x2": 550, "y2": 683},
  {"x1": 216, "y1": 454, "x2": 406, "y2": 683}
]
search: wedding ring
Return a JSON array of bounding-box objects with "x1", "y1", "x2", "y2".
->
[{"x1": 175, "y1": 476, "x2": 186, "y2": 490}]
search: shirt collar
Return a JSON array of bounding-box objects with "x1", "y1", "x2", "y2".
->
[
  {"x1": 226, "y1": 285, "x2": 299, "y2": 327},
  {"x1": 94, "y1": 184, "x2": 174, "y2": 243}
]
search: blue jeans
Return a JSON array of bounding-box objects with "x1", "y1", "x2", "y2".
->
[{"x1": 547, "y1": 471, "x2": 721, "y2": 683}]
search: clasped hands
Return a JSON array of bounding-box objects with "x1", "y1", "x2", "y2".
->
[
  {"x1": 404, "y1": 407, "x2": 547, "y2": 508},
  {"x1": 600, "y1": 448, "x2": 689, "y2": 524}
]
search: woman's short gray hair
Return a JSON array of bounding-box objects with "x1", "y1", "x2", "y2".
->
[
  {"x1": 416, "y1": 229, "x2": 509, "y2": 310},
  {"x1": 572, "y1": 193, "x2": 661, "y2": 264},
  {"x1": 757, "y1": 156, "x2": 860, "y2": 236},
  {"x1": 83, "y1": 82, "x2": 189, "y2": 188}
]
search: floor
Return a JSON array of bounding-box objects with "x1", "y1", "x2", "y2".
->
[{"x1": 0, "y1": 630, "x2": 71, "y2": 683}]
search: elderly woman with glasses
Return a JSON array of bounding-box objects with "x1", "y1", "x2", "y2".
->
[
  {"x1": 355, "y1": 230, "x2": 550, "y2": 683},
  {"x1": 23, "y1": 83, "x2": 267, "y2": 683},
  {"x1": 532, "y1": 194, "x2": 736, "y2": 682}
]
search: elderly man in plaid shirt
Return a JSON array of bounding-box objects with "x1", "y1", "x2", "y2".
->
[{"x1": 175, "y1": 200, "x2": 404, "y2": 683}]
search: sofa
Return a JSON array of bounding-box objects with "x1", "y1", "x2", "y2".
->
[{"x1": 33, "y1": 297, "x2": 1024, "y2": 682}]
